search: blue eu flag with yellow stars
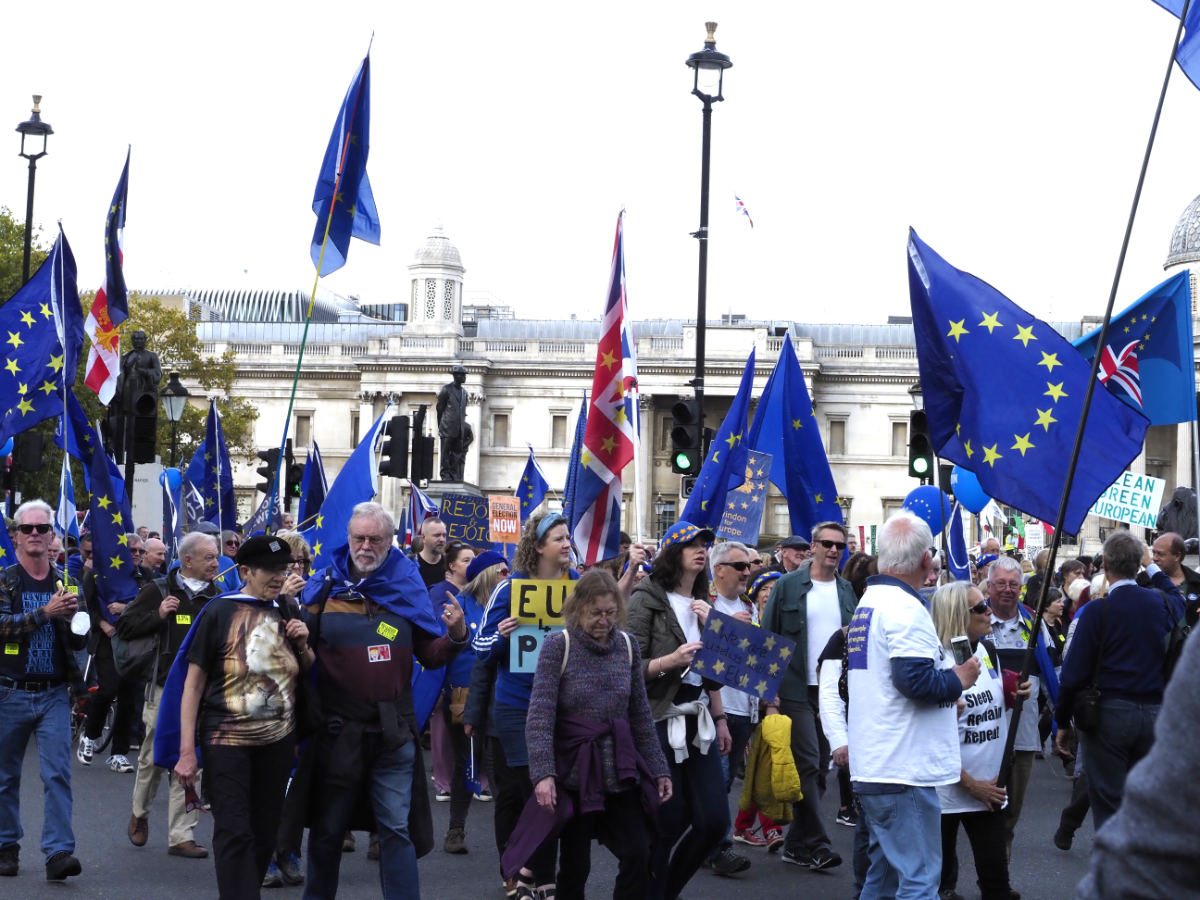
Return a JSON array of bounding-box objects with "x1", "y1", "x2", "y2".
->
[
  {"x1": 0, "y1": 226, "x2": 84, "y2": 448},
  {"x1": 907, "y1": 229, "x2": 1148, "y2": 535},
  {"x1": 311, "y1": 53, "x2": 380, "y2": 276},
  {"x1": 198, "y1": 400, "x2": 236, "y2": 532},
  {"x1": 682, "y1": 348, "x2": 755, "y2": 530},
  {"x1": 518, "y1": 445, "x2": 549, "y2": 523},
  {"x1": 693, "y1": 608, "x2": 797, "y2": 701},
  {"x1": 83, "y1": 416, "x2": 139, "y2": 620},
  {"x1": 747, "y1": 335, "x2": 842, "y2": 537}
]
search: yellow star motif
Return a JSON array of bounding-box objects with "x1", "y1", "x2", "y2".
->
[
  {"x1": 6, "y1": 332, "x2": 22, "y2": 350},
  {"x1": 117, "y1": 533, "x2": 128, "y2": 546},
  {"x1": 751, "y1": 494, "x2": 759, "y2": 502},
  {"x1": 599, "y1": 349, "x2": 617, "y2": 370},
  {"x1": 16, "y1": 384, "x2": 26, "y2": 396},
  {"x1": 982, "y1": 444, "x2": 1003, "y2": 467},
  {"x1": 738, "y1": 674, "x2": 750, "y2": 688},
  {"x1": 724, "y1": 432, "x2": 737, "y2": 449},
  {"x1": 38, "y1": 303, "x2": 51, "y2": 320},
  {"x1": 692, "y1": 659, "x2": 705, "y2": 671},
  {"x1": 978, "y1": 312, "x2": 1002, "y2": 333},
  {"x1": 1045, "y1": 382, "x2": 1067, "y2": 402},
  {"x1": 709, "y1": 618, "x2": 723, "y2": 634},
  {"x1": 19, "y1": 311, "x2": 34, "y2": 329},
  {"x1": 768, "y1": 662, "x2": 780, "y2": 676},
  {"x1": 4, "y1": 359, "x2": 17, "y2": 375},
  {"x1": 16, "y1": 398, "x2": 33, "y2": 416},
  {"x1": 778, "y1": 646, "x2": 792, "y2": 660},
  {"x1": 814, "y1": 493, "x2": 823, "y2": 504},
  {"x1": 614, "y1": 406, "x2": 627, "y2": 426},
  {"x1": 1034, "y1": 408, "x2": 1057, "y2": 431},
  {"x1": 964, "y1": 439, "x2": 973, "y2": 459},
  {"x1": 792, "y1": 418, "x2": 802, "y2": 429},
  {"x1": 700, "y1": 500, "x2": 708, "y2": 511},
  {"x1": 600, "y1": 435, "x2": 617, "y2": 455},
  {"x1": 112, "y1": 512, "x2": 123, "y2": 527},
  {"x1": 97, "y1": 495, "x2": 112, "y2": 510},
  {"x1": 1037, "y1": 351, "x2": 1061, "y2": 372},
  {"x1": 712, "y1": 450, "x2": 719, "y2": 463},
  {"x1": 48, "y1": 353, "x2": 63, "y2": 373},
  {"x1": 738, "y1": 637, "x2": 750, "y2": 651},
  {"x1": 38, "y1": 381, "x2": 55, "y2": 396},
  {"x1": 763, "y1": 635, "x2": 776, "y2": 650},
  {"x1": 1013, "y1": 325, "x2": 1037, "y2": 347},
  {"x1": 312, "y1": 541, "x2": 322, "y2": 557},
  {"x1": 712, "y1": 660, "x2": 726, "y2": 676},
  {"x1": 746, "y1": 653, "x2": 757, "y2": 667},
  {"x1": 946, "y1": 319, "x2": 969, "y2": 342},
  {"x1": 741, "y1": 501, "x2": 749, "y2": 510},
  {"x1": 110, "y1": 556, "x2": 124, "y2": 570},
  {"x1": 1011, "y1": 433, "x2": 1035, "y2": 457},
  {"x1": 755, "y1": 680, "x2": 769, "y2": 696},
  {"x1": 728, "y1": 501, "x2": 735, "y2": 510}
]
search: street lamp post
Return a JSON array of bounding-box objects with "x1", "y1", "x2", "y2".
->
[
  {"x1": 15, "y1": 95, "x2": 52, "y2": 286},
  {"x1": 161, "y1": 372, "x2": 190, "y2": 467},
  {"x1": 685, "y1": 23, "x2": 732, "y2": 453}
]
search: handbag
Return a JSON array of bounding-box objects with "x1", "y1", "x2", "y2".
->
[
  {"x1": 1072, "y1": 598, "x2": 1109, "y2": 732},
  {"x1": 448, "y1": 686, "x2": 470, "y2": 724},
  {"x1": 111, "y1": 632, "x2": 160, "y2": 681}
]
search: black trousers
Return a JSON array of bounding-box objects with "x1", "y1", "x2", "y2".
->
[
  {"x1": 203, "y1": 733, "x2": 295, "y2": 900},
  {"x1": 84, "y1": 639, "x2": 139, "y2": 755},
  {"x1": 940, "y1": 809, "x2": 1012, "y2": 900},
  {"x1": 556, "y1": 788, "x2": 652, "y2": 900},
  {"x1": 443, "y1": 701, "x2": 472, "y2": 831},
  {"x1": 489, "y1": 736, "x2": 556, "y2": 883}
]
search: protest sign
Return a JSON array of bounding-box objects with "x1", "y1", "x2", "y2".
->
[
  {"x1": 509, "y1": 578, "x2": 573, "y2": 673},
  {"x1": 1088, "y1": 470, "x2": 1165, "y2": 529},
  {"x1": 692, "y1": 608, "x2": 796, "y2": 700},
  {"x1": 717, "y1": 450, "x2": 773, "y2": 545},
  {"x1": 440, "y1": 493, "x2": 490, "y2": 544},
  {"x1": 488, "y1": 495, "x2": 521, "y2": 544}
]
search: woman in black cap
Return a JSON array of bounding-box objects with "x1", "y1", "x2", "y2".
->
[{"x1": 173, "y1": 535, "x2": 312, "y2": 899}]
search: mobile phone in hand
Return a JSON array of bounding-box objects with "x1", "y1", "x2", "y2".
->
[{"x1": 951, "y1": 635, "x2": 972, "y2": 666}]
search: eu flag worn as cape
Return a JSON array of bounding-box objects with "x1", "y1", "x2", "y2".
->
[
  {"x1": 0, "y1": 228, "x2": 84, "y2": 448},
  {"x1": 1072, "y1": 271, "x2": 1196, "y2": 425},
  {"x1": 311, "y1": 54, "x2": 380, "y2": 276},
  {"x1": 518, "y1": 446, "x2": 550, "y2": 523},
  {"x1": 906, "y1": 230, "x2": 1148, "y2": 534},
  {"x1": 746, "y1": 335, "x2": 842, "y2": 537},
  {"x1": 682, "y1": 348, "x2": 755, "y2": 530}
]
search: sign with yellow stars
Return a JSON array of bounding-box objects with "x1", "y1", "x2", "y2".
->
[
  {"x1": 693, "y1": 608, "x2": 795, "y2": 700},
  {"x1": 716, "y1": 449, "x2": 772, "y2": 545}
]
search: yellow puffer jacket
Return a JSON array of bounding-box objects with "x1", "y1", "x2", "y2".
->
[{"x1": 737, "y1": 714, "x2": 802, "y2": 822}]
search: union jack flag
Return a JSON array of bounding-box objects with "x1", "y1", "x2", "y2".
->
[
  {"x1": 735, "y1": 194, "x2": 754, "y2": 228},
  {"x1": 405, "y1": 483, "x2": 439, "y2": 547},
  {"x1": 84, "y1": 149, "x2": 129, "y2": 403},
  {"x1": 1097, "y1": 339, "x2": 1142, "y2": 407},
  {"x1": 572, "y1": 212, "x2": 638, "y2": 565}
]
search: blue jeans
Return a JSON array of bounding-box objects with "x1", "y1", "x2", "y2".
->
[
  {"x1": 0, "y1": 684, "x2": 74, "y2": 860},
  {"x1": 1086, "y1": 697, "x2": 1159, "y2": 830},
  {"x1": 856, "y1": 784, "x2": 941, "y2": 900},
  {"x1": 305, "y1": 736, "x2": 418, "y2": 900}
]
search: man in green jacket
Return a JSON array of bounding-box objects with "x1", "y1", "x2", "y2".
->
[{"x1": 763, "y1": 520, "x2": 857, "y2": 872}]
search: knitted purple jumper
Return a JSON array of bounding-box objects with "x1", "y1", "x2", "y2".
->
[{"x1": 525, "y1": 627, "x2": 668, "y2": 788}]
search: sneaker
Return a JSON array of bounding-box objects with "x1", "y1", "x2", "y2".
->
[
  {"x1": 434, "y1": 789, "x2": 451, "y2": 802},
  {"x1": 443, "y1": 827, "x2": 467, "y2": 854},
  {"x1": 45, "y1": 851, "x2": 82, "y2": 882},
  {"x1": 77, "y1": 736, "x2": 95, "y2": 766},
  {"x1": 764, "y1": 829, "x2": 785, "y2": 854},
  {"x1": 1053, "y1": 826, "x2": 1073, "y2": 851},
  {"x1": 107, "y1": 754, "x2": 134, "y2": 773},
  {"x1": 276, "y1": 851, "x2": 304, "y2": 884},
  {"x1": 341, "y1": 832, "x2": 356, "y2": 852},
  {"x1": 0, "y1": 844, "x2": 17, "y2": 877},
  {"x1": 474, "y1": 788, "x2": 493, "y2": 802},
  {"x1": 262, "y1": 861, "x2": 283, "y2": 888},
  {"x1": 709, "y1": 847, "x2": 751, "y2": 876},
  {"x1": 836, "y1": 806, "x2": 857, "y2": 827},
  {"x1": 807, "y1": 848, "x2": 842, "y2": 871},
  {"x1": 732, "y1": 828, "x2": 768, "y2": 847}
]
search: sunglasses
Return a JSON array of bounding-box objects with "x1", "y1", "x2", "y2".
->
[
  {"x1": 968, "y1": 600, "x2": 991, "y2": 615},
  {"x1": 718, "y1": 561, "x2": 751, "y2": 572},
  {"x1": 18, "y1": 523, "x2": 52, "y2": 535},
  {"x1": 817, "y1": 539, "x2": 846, "y2": 551}
]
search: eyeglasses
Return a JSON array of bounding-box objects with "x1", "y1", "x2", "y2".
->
[
  {"x1": 290, "y1": 558, "x2": 310, "y2": 569},
  {"x1": 717, "y1": 561, "x2": 751, "y2": 572},
  {"x1": 18, "y1": 523, "x2": 52, "y2": 535},
  {"x1": 817, "y1": 539, "x2": 846, "y2": 551},
  {"x1": 350, "y1": 534, "x2": 388, "y2": 547},
  {"x1": 968, "y1": 600, "x2": 991, "y2": 615}
]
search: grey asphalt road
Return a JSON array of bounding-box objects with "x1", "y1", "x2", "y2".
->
[{"x1": 11, "y1": 743, "x2": 1091, "y2": 899}]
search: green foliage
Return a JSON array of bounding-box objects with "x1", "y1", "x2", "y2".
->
[{"x1": 0, "y1": 206, "x2": 49, "y2": 304}]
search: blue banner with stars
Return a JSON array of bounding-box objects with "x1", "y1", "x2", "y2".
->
[
  {"x1": 83, "y1": 415, "x2": 139, "y2": 619},
  {"x1": 693, "y1": 608, "x2": 796, "y2": 701},
  {"x1": 907, "y1": 229, "x2": 1148, "y2": 535},
  {"x1": 717, "y1": 449, "x2": 772, "y2": 545},
  {"x1": 518, "y1": 445, "x2": 549, "y2": 523},
  {"x1": 682, "y1": 348, "x2": 755, "y2": 531}
]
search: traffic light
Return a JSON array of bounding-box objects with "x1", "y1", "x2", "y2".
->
[
  {"x1": 670, "y1": 398, "x2": 703, "y2": 475},
  {"x1": 380, "y1": 415, "x2": 410, "y2": 479},
  {"x1": 131, "y1": 391, "x2": 159, "y2": 463},
  {"x1": 13, "y1": 432, "x2": 44, "y2": 473},
  {"x1": 256, "y1": 447, "x2": 280, "y2": 496},
  {"x1": 411, "y1": 435, "x2": 435, "y2": 484},
  {"x1": 908, "y1": 410, "x2": 934, "y2": 483}
]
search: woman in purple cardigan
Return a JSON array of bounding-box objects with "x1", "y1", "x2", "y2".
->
[{"x1": 505, "y1": 569, "x2": 672, "y2": 900}]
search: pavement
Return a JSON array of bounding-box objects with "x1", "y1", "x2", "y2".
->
[{"x1": 11, "y1": 741, "x2": 1092, "y2": 899}]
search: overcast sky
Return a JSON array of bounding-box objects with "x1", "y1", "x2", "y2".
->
[{"x1": 4, "y1": 1, "x2": 1200, "y2": 327}]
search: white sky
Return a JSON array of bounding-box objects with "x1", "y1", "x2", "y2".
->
[{"x1": 4, "y1": 1, "x2": 1200, "y2": 326}]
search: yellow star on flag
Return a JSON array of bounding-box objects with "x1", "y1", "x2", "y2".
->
[
  {"x1": 97, "y1": 495, "x2": 112, "y2": 510},
  {"x1": 39, "y1": 381, "x2": 55, "y2": 396},
  {"x1": 763, "y1": 635, "x2": 776, "y2": 650},
  {"x1": 6, "y1": 332, "x2": 22, "y2": 350},
  {"x1": 1044, "y1": 382, "x2": 1067, "y2": 403},
  {"x1": 1013, "y1": 325, "x2": 1037, "y2": 347},
  {"x1": 964, "y1": 439, "x2": 973, "y2": 459},
  {"x1": 600, "y1": 435, "x2": 617, "y2": 455},
  {"x1": 1037, "y1": 351, "x2": 1061, "y2": 372},
  {"x1": 1034, "y1": 409, "x2": 1057, "y2": 431},
  {"x1": 768, "y1": 662, "x2": 780, "y2": 676},
  {"x1": 599, "y1": 349, "x2": 617, "y2": 370},
  {"x1": 1011, "y1": 433, "x2": 1035, "y2": 456},
  {"x1": 4, "y1": 359, "x2": 17, "y2": 375},
  {"x1": 16, "y1": 398, "x2": 33, "y2": 416},
  {"x1": 755, "y1": 680, "x2": 768, "y2": 696},
  {"x1": 19, "y1": 311, "x2": 34, "y2": 328},
  {"x1": 38, "y1": 302, "x2": 51, "y2": 320},
  {"x1": 982, "y1": 444, "x2": 1003, "y2": 467},
  {"x1": 112, "y1": 512, "x2": 124, "y2": 527},
  {"x1": 48, "y1": 353, "x2": 63, "y2": 373},
  {"x1": 946, "y1": 320, "x2": 969, "y2": 342},
  {"x1": 712, "y1": 660, "x2": 726, "y2": 675},
  {"x1": 978, "y1": 311, "x2": 1002, "y2": 333},
  {"x1": 709, "y1": 618, "x2": 723, "y2": 633},
  {"x1": 110, "y1": 556, "x2": 124, "y2": 570},
  {"x1": 313, "y1": 541, "x2": 322, "y2": 557},
  {"x1": 117, "y1": 533, "x2": 128, "y2": 546}
]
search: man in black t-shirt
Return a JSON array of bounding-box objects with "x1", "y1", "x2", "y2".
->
[
  {"x1": 0, "y1": 499, "x2": 88, "y2": 881},
  {"x1": 416, "y1": 517, "x2": 448, "y2": 587}
]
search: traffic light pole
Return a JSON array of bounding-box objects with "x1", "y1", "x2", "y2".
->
[{"x1": 691, "y1": 93, "x2": 715, "y2": 453}]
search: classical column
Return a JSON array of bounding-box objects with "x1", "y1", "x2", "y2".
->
[{"x1": 464, "y1": 388, "x2": 485, "y2": 487}]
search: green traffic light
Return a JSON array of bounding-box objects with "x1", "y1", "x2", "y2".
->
[
  {"x1": 674, "y1": 451, "x2": 695, "y2": 472},
  {"x1": 912, "y1": 457, "x2": 930, "y2": 475}
]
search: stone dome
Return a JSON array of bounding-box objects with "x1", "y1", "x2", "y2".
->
[
  {"x1": 410, "y1": 224, "x2": 464, "y2": 272},
  {"x1": 1165, "y1": 194, "x2": 1200, "y2": 268}
]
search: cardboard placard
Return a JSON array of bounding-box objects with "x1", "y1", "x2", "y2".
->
[
  {"x1": 692, "y1": 608, "x2": 796, "y2": 700},
  {"x1": 440, "y1": 493, "x2": 491, "y2": 544},
  {"x1": 488, "y1": 495, "x2": 521, "y2": 544},
  {"x1": 508, "y1": 578, "x2": 573, "y2": 673}
]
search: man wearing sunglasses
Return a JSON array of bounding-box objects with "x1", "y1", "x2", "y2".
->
[
  {"x1": 0, "y1": 500, "x2": 88, "y2": 881},
  {"x1": 762, "y1": 521, "x2": 858, "y2": 873}
]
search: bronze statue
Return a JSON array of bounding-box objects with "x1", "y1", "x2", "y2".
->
[
  {"x1": 105, "y1": 329, "x2": 162, "y2": 462},
  {"x1": 435, "y1": 365, "x2": 473, "y2": 481}
]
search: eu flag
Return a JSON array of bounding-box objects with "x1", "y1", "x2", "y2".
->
[
  {"x1": 1072, "y1": 271, "x2": 1196, "y2": 425},
  {"x1": 682, "y1": 348, "x2": 755, "y2": 530},
  {"x1": 746, "y1": 335, "x2": 843, "y2": 536},
  {"x1": 907, "y1": 230, "x2": 1148, "y2": 535},
  {"x1": 303, "y1": 409, "x2": 389, "y2": 570},
  {"x1": 198, "y1": 400, "x2": 236, "y2": 532},
  {"x1": 518, "y1": 445, "x2": 550, "y2": 523},
  {"x1": 299, "y1": 440, "x2": 329, "y2": 527},
  {"x1": 562, "y1": 395, "x2": 587, "y2": 535},
  {"x1": 83, "y1": 417, "x2": 139, "y2": 621},
  {"x1": 1152, "y1": 1, "x2": 1200, "y2": 92},
  {"x1": 0, "y1": 227, "x2": 84, "y2": 447},
  {"x1": 693, "y1": 608, "x2": 797, "y2": 701},
  {"x1": 311, "y1": 54, "x2": 380, "y2": 276}
]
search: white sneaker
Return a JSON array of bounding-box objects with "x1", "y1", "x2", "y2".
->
[
  {"x1": 106, "y1": 754, "x2": 134, "y2": 773},
  {"x1": 77, "y1": 736, "x2": 94, "y2": 766}
]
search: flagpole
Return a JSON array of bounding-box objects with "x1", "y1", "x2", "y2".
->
[
  {"x1": 997, "y1": 1, "x2": 1191, "y2": 791},
  {"x1": 630, "y1": 386, "x2": 645, "y2": 545}
]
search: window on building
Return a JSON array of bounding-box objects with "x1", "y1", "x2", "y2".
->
[
  {"x1": 350, "y1": 412, "x2": 360, "y2": 448},
  {"x1": 295, "y1": 413, "x2": 312, "y2": 448},
  {"x1": 551, "y1": 414, "x2": 567, "y2": 449},
  {"x1": 891, "y1": 420, "x2": 907, "y2": 457},
  {"x1": 659, "y1": 414, "x2": 671, "y2": 452},
  {"x1": 882, "y1": 498, "x2": 904, "y2": 520},
  {"x1": 828, "y1": 419, "x2": 846, "y2": 456},
  {"x1": 443, "y1": 280, "x2": 454, "y2": 320},
  {"x1": 493, "y1": 413, "x2": 510, "y2": 447},
  {"x1": 773, "y1": 504, "x2": 791, "y2": 537},
  {"x1": 425, "y1": 278, "x2": 437, "y2": 319}
]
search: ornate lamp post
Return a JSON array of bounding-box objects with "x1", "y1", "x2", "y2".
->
[
  {"x1": 161, "y1": 372, "x2": 190, "y2": 467},
  {"x1": 16, "y1": 95, "x2": 52, "y2": 286}
]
